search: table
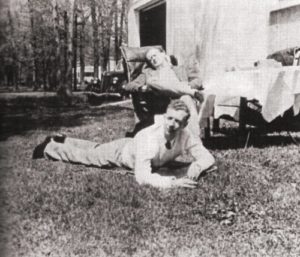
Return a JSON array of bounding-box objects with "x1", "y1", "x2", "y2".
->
[{"x1": 202, "y1": 66, "x2": 300, "y2": 124}]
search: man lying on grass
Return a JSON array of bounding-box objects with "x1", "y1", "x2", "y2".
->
[{"x1": 32, "y1": 100, "x2": 215, "y2": 188}]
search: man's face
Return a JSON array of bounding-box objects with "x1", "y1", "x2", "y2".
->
[
  {"x1": 164, "y1": 108, "x2": 189, "y2": 137},
  {"x1": 146, "y1": 49, "x2": 165, "y2": 68}
]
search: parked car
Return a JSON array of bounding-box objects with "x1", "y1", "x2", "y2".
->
[
  {"x1": 102, "y1": 70, "x2": 127, "y2": 95},
  {"x1": 85, "y1": 78, "x2": 101, "y2": 92},
  {"x1": 86, "y1": 70, "x2": 128, "y2": 98}
]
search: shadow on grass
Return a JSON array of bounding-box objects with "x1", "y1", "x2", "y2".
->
[
  {"x1": 204, "y1": 132, "x2": 299, "y2": 150},
  {"x1": 0, "y1": 105, "x2": 133, "y2": 141}
]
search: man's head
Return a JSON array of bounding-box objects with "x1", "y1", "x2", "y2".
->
[
  {"x1": 146, "y1": 48, "x2": 166, "y2": 68},
  {"x1": 164, "y1": 100, "x2": 190, "y2": 138}
]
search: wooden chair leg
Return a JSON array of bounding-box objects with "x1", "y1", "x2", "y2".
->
[
  {"x1": 238, "y1": 97, "x2": 248, "y2": 146},
  {"x1": 239, "y1": 97, "x2": 247, "y2": 135},
  {"x1": 204, "y1": 117, "x2": 211, "y2": 139},
  {"x1": 213, "y1": 118, "x2": 220, "y2": 133}
]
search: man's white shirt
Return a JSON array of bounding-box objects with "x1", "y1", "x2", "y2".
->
[{"x1": 121, "y1": 116, "x2": 215, "y2": 188}]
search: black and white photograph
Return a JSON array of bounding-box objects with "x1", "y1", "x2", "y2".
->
[{"x1": 1, "y1": 0, "x2": 300, "y2": 256}]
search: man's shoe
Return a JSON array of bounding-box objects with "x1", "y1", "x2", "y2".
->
[
  {"x1": 53, "y1": 134, "x2": 66, "y2": 143},
  {"x1": 125, "y1": 131, "x2": 135, "y2": 138},
  {"x1": 32, "y1": 136, "x2": 51, "y2": 159}
]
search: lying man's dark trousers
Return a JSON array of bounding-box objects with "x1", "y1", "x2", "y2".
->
[{"x1": 129, "y1": 92, "x2": 170, "y2": 136}]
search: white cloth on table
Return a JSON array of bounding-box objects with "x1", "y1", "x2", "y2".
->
[{"x1": 203, "y1": 67, "x2": 300, "y2": 122}]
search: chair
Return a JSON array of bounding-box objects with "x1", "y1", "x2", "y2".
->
[
  {"x1": 120, "y1": 45, "x2": 172, "y2": 135},
  {"x1": 267, "y1": 47, "x2": 299, "y2": 66}
]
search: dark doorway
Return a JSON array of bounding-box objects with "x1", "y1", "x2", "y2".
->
[{"x1": 140, "y1": 2, "x2": 166, "y2": 50}]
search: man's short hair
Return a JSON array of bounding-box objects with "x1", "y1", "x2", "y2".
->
[
  {"x1": 145, "y1": 48, "x2": 164, "y2": 60},
  {"x1": 167, "y1": 99, "x2": 190, "y2": 119},
  {"x1": 169, "y1": 55, "x2": 178, "y2": 66}
]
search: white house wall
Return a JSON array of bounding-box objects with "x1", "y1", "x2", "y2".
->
[
  {"x1": 167, "y1": 0, "x2": 195, "y2": 61},
  {"x1": 191, "y1": 0, "x2": 274, "y2": 80},
  {"x1": 128, "y1": 0, "x2": 275, "y2": 81},
  {"x1": 269, "y1": 1, "x2": 300, "y2": 53}
]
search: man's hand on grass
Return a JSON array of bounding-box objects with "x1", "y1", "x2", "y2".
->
[{"x1": 172, "y1": 177, "x2": 198, "y2": 188}]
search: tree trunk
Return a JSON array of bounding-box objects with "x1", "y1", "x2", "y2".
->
[
  {"x1": 63, "y1": 10, "x2": 68, "y2": 85},
  {"x1": 28, "y1": 0, "x2": 38, "y2": 89},
  {"x1": 73, "y1": 12, "x2": 77, "y2": 91},
  {"x1": 98, "y1": 9, "x2": 105, "y2": 71},
  {"x1": 119, "y1": 0, "x2": 126, "y2": 52},
  {"x1": 100, "y1": 0, "x2": 117, "y2": 72},
  {"x1": 52, "y1": 0, "x2": 61, "y2": 90},
  {"x1": 65, "y1": 0, "x2": 77, "y2": 93},
  {"x1": 91, "y1": 0, "x2": 99, "y2": 79},
  {"x1": 79, "y1": 21, "x2": 85, "y2": 89},
  {"x1": 7, "y1": 9, "x2": 18, "y2": 90},
  {"x1": 114, "y1": 0, "x2": 119, "y2": 65},
  {"x1": 58, "y1": 0, "x2": 77, "y2": 98}
]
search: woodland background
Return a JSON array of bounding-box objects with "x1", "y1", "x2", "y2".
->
[{"x1": 0, "y1": 0, "x2": 129, "y2": 93}]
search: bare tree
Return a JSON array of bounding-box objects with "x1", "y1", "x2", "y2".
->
[
  {"x1": 0, "y1": 0, "x2": 129, "y2": 92},
  {"x1": 114, "y1": 0, "x2": 119, "y2": 64},
  {"x1": 72, "y1": 9, "x2": 78, "y2": 91},
  {"x1": 57, "y1": 0, "x2": 77, "y2": 98},
  {"x1": 78, "y1": 5, "x2": 87, "y2": 89},
  {"x1": 90, "y1": 0, "x2": 99, "y2": 79},
  {"x1": 114, "y1": 0, "x2": 127, "y2": 63},
  {"x1": 7, "y1": 9, "x2": 18, "y2": 90},
  {"x1": 51, "y1": 0, "x2": 62, "y2": 90},
  {"x1": 28, "y1": 0, "x2": 38, "y2": 89},
  {"x1": 98, "y1": 0, "x2": 117, "y2": 71},
  {"x1": 119, "y1": 0, "x2": 127, "y2": 55}
]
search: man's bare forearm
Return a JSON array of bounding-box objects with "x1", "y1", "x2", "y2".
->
[{"x1": 124, "y1": 74, "x2": 146, "y2": 92}]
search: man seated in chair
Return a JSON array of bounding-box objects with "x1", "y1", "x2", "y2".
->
[
  {"x1": 124, "y1": 47, "x2": 204, "y2": 138},
  {"x1": 32, "y1": 100, "x2": 216, "y2": 189}
]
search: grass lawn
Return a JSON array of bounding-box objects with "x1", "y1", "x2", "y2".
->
[{"x1": 1, "y1": 101, "x2": 300, "y2": 257}]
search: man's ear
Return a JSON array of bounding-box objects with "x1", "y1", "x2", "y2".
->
[
  {"x1": 163, "y1": 113, "x2": 167, "y2": 122},
  {"x1": 182, "y1": 118, "x2": 189, "y2": 128}
]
